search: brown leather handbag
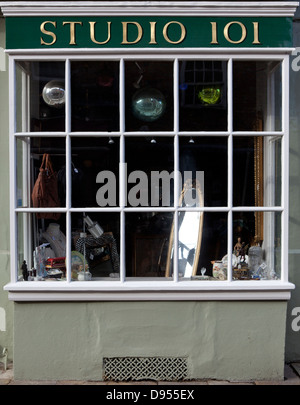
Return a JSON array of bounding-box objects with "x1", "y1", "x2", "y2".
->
[{"x1": 31, "y1": 153, "x2": 61, "y2": 220}]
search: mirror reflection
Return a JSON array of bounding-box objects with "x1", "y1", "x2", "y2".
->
[{"x1": 166, "y1": 179, "x2": 204, "y2": 278}]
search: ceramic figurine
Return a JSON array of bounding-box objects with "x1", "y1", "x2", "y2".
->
[
  {"x1": 21, "y1": 260, "x2": 28, "y2": 281},
  {"x1": 234, "y1": 237, "x2": 242, "y2": 256}
]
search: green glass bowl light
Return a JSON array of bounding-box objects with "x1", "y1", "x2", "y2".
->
[
  {"x1": 198, "y1": 86, "x2": 221, "y2": 105},
  {"x1": 132, "y1": 88, "x2": 166, "y2": 122}
]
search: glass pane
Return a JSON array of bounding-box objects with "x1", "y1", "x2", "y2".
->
[
  {"x1": 16, "y1": 63, "x2": 28, "y2": 132},
  {"x1": 17, "y1": 213, "x2": 27, "y2": 280},
  {"x1": 198, "y1": 212, "x2": 228, "y2": 280},
  {"x1": 16, "y1": 138, "x2": 30, "y2": 208},
  {"x1": 179, "y1": 136, "x2": 227, "y2": 206},
  {"x1": 125, "y1": 61, "x2": 173, "y2": 131},
  {"x1": 233, "y1": 61, "x2": 282, "y2": 131},
  {"x1": 233, "y1": 212, "x2": 281, "y2": 280},
  {"x1": 17, "y1": 137, "x2": 66, "y2": 209},
  {"x1": 233, "y1": 136, "x2": 281, "y2": 207},
  {"x1": 153, "y1": 211, "x2": 227, "y2": 281},
  {"x1": 33, "y1": 138, "x2": 66, "y2": 208},
  {"x1": 125, "y1": 137, "x2": 174, "y2": 207},
  {"x1": 71, "y1": 61, "x2": 119, "y2": 132},
  {"x1": 125, "y1": 212, "x2": 173, "y2": 278},
  {"x1": 16, "y1": 61, "x2": 65, "y2": 132},
  {"x1": 17, "y1": 213, "x2": 66, "y2": 281},
  {"x1": 179, "y1": 60, "x2": 227, "y2": 131},
  {"x1": 70, "y1": 137, "x2": 119, "y2": 208},
  {"x1": 71, "y1": 212, "x2": 120, "y2": 280},
  {"x1": 168, "y1": 207, "x2": 204, "y2": 279}
]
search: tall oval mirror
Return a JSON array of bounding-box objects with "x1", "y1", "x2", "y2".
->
[{"x1": 165, "y1": 179, "x2": 204, "y2": 278}]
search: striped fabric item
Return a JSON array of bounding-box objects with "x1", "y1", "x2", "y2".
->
[{"x1": 75, "y1": 234, "x2": 120, "y2": 273}]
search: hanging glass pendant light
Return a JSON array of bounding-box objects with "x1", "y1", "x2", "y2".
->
[
  {"x1": 132, "y1": 87, "x2": 166, "y2": 122},
  {"x1": 42, "y1": 80, "x2": 65, "y2": 108},
  {"x1": 198, "y1": 86, "x2": 221, "y2": 106}
]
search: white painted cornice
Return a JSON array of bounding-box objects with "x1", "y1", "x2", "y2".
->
[{"x1": 0, "y1": 1, "x2": 298, "y2": 17}]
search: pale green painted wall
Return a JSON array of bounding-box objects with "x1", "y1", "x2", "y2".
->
[
  {"x1": 285, "y1": 10, "x2": 300, "y2": 363},
  {"x1": 13, "y1": 301, "x2": 287, "y2": 381},
  {"x1": 0, "y1": 17, "x2": 13, "y2": 362}
]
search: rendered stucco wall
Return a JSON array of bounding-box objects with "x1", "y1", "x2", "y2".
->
[
  {"x1": 13, "y1": 301, "x2": 287, "y2": 381},
  {"x1": 286, "y1": 9, "x2": 300, "y2": 363},
  {"x1": 0, "y1": 17, "x2": 13, "y2": 361}
]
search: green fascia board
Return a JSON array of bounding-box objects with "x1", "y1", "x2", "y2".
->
[{"x1": 5, "y1": 16, "x2": 293, "y2": 49}]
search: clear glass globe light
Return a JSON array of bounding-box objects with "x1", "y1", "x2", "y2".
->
[
  {"x1": 132, "y1": 88, "x2": 166, "y2": 122},
  {"x1": 42, "y1": 80, "x2": 65, "y2": 108}
]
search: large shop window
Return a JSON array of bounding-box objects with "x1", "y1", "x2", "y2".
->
[{"x1": 11, "y1": 55, "x2": 289, "y2": 294}]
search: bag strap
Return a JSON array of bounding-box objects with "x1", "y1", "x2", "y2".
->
[
  {"x1": 39, "y1": 153, "x2": 47, "y2": 170},
  {"x1": 45, "y1": 154, "x2": 54, "y2": 173},
  {"x1": 40, "y1": 153, "x2": 54, "y2": 174}
]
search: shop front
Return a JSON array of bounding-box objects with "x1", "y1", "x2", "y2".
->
[{"x1": 0, "y1": 1, "x2": 298, "y2": 381}]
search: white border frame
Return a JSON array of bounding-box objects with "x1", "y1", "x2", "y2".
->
[{"x1": 1, "y1": 0, "x2": 296, "y2": 301}]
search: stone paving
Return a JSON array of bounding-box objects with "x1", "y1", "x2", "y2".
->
[{"x1": 0, "y1": 362, "x2": 300, "y2": 385}]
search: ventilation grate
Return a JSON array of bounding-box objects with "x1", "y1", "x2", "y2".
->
[{"x1": 103, "y1": 356, "x2": 188, "y2": 381}]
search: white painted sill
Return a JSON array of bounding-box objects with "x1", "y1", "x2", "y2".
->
[{"x1": 3, "y1": 280, "x2": 295, "y2": 301}]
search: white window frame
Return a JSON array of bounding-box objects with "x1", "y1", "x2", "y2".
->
[{"x1": 2, "y1": 1, "x2": 297, "y2": 301}]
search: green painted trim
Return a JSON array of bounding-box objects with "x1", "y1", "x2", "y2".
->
[{"x1": 5, "y1": 16, "x2": 293, "y2": 49}]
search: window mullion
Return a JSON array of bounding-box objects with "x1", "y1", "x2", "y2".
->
[
  {"x1": 65, "y1": 58, "x2": 72, "y2": 283},
  {"x1": 120, "y1": 58, "x2": 126, "y2": 283},
  {"x1": 281, "y1": 55, "x2": 289, "y2": 282},
  {"x1": 173, "y1": 58, "x2": 179, "y2": 282},
  {"x1": 173, "y1": 135, "x2": 179, "y2": 283},
  {"x1": 227, "y1": 58, "x2": 233, "y2": 283},
  {"x1": 65, "y1": 59, "x2": 71, "y2": 134},
  {"x1": 65, "y1": 135, "x2": 71, "y2": 283},
  {"x1": 10, "y1": 57, "x2": 18, "y2": 283}
]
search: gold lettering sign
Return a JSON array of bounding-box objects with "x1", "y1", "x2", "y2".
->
[
  {"x1": 224, "y1": 21, "x2": 247, "y2": 44},
  {"x1": 252, "y1": 22, "x2": 260, "y2": 44},
  {"x1": 39, "y1": 19, "x2": 261, "y2": 47},
  {"x1": 40, "y1": 21, "x2": 57, "y2": 46},
  {"x1": 121, "y1": 22, "x2": 143, "y2": 44},
  {"x1": 62, "y1": 21, "x2": 83, "y2": 45},
  {"x1": 162, "y1": 21, "x2": 186, "y2": 44},
  {"x1": 90, "y1": 21, "x2": 111, "y2": 45},
  {"x1": 149, "y1": 21, "x2": 157, "y2": 44},
  {"x1": 211, "y1": 21, "x2": 261, "y2": 45},
  {"x1": 210, "y1": 22, "x2": 218, "y2": 44}
]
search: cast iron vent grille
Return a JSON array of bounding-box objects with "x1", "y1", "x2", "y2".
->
[{"x1": 103, "y1": 357, "x2": 188, "y2": 381}]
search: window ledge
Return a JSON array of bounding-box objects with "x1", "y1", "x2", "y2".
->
[{"x1": 4, "y1": 281, "x2": 295, "y2": 301}]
